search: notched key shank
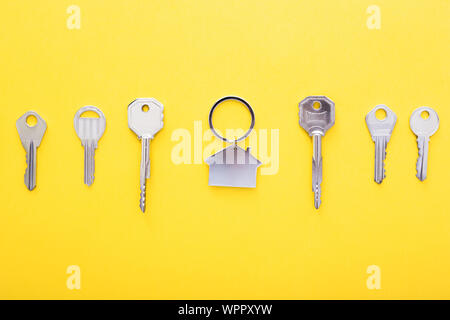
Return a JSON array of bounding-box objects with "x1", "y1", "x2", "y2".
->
[{"x1": 16, "y1": 111, "x2": 47, "y2": 191}]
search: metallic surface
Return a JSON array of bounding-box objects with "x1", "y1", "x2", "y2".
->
[
  {"x1": 365, "y1": 105, "x2": 397, "y2": 184},
  {"x1": 205, "y1": 145, "x2": 262, "y2": 188},
  {"x1": 299, "y1": 96, "x2": 335, "y2": 209},
  {"x1": 410, "y1": 107, "x2": 439, "y2": 181},
  {"x1": 128, "y1": 98, "x2": 164, "y2": 213},
  {"x1": 74, "y1": 106, "x2": 106, "y2": 186},
  {"x1": 16, "y1": 111, "x2": 47, "y2": 191}
]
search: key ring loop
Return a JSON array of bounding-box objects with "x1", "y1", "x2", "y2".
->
[{"x1": 209, "y1": 96, "x2": 255, "y2": 144}]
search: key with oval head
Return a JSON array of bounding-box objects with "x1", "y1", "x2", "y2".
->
[
  {"x1": 74, "y1": 106, "x2": 106, "y2": 186},
  {"x1": 299, "y1": 96, "x2": 335, "y2": 209},
  {"x1": 16, "y1": 111, "x2": 47, "y2": 191},
  {"x1": 128, "y1": 98, "x2": 164, "y2": 213},
  {"x1": 410, "y1": 107, "x2": 439, "y2": 181},
  {"x1": 365, "y1": 105, "x2": 397, "y2": 184}
]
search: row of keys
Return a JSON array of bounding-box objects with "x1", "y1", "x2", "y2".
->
[
  {"x1": 365, "y1": 105, "x2": 439, "y2": 184},
  {"x1": 16, "y1": 98, "x2": 164, "y2": 213},
  {"x1": 15, "y1": 96, "x2": 439, "y2": 212},
  {"x1": 298, "y1": 97, "x2": 439, "y2": 209}
]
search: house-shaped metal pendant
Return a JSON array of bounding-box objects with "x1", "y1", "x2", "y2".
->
[{"x1": 205, "y1": 144, "x2": 262, "y2": 188}]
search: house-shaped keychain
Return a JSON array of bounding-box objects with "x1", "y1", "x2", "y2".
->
[
  {"x1": 206, "y1": 144, "x2": 262, "y2": 188},
  {"x1": 205, "y1": 96, "x2": 262, "y2": 188}
]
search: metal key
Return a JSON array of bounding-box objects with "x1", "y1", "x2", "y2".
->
[
  {"x1": 410, "y1": 107, "x2": 439, "y2": 181},
  {"x1": 16, "y1": 111, "x2": 47, "y2": 191},
  {"x1": 74, "y1": 106, "x2": 106, "y2": 186},
  {"x1": 365, "y1": 105, "x2": 397, "y2": 184},
  {"x1": 299, "y1": 96, "x2": 335, "y2": 209},
  {"x1": 128, "y1": 98, "x2": 164, "y2": 213}
]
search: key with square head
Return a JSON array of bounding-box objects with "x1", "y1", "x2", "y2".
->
[
  {"x1": 365, "y1": 105, "x2": 397, "y2": 184},
  {"x1": 299, "y1": 96, "x2": 335, "y2": 209},
  {"x1": 74, "y1": 106, "x2": 106, "y2": 186},
  {"x1": 410, "y1": 107, "x2": 439, "y2": 181},
  {"x1": 128, "y1": 98, "x2": 164, "y2": 213},
  {"x1": 16, "y1": 111, "x2": 47, "y2": 191}
]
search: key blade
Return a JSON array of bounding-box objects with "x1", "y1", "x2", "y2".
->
[
  {"x1": 139, "y1": 138, "x2": 151, "y2": 213},
  {"x1": 416, "y1": 135, "x2": 429, "y2": 181},
  {"x1": 84, "y1": 142, "x2": 96, "y2": 186},
  {"x1": 312, "y1": 134, "x2": 323, "y2": 209},
  {"x1": 374, "y1": 136, "x2": 387, "y2": 184},
  {"x1": 24, "y1": 141, "x2": 37, "y2": 190},
  {"x1": 365, "y1": 105, "x2": 397, "y2": 141},
  {"x1": 128, "y1": 98, "x2": 164, "y2": 139}
]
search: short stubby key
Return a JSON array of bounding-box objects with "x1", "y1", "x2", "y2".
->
[
  {"x1": 365, "y1": 105, "x2": 397, "y2": 184},
  {"x1": 128, "y1": 98, "x2": 164, "y2": 213},
  {"x1": 299, "y1": 96, "x2": 335, "y2": 209},
  {"x1": 410, "y1": 107, "x2": 439, "y2": 181},
  {"x1": 16, "y1": 111, "x2": 47, "y2": 191},
  {"x1": 74, "y1": 106, "x2": 106, "y2": 186}
]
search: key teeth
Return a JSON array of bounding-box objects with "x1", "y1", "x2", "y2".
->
[
  {"x1": 416, "y1": 140, "x2": 425, "y2": 181},
  {"x1": 374, "y1": 136, "x2": 387, "y2": 184},
  {"x1": 140, "y1": 184, "x2": 146, "y2": 213},
  {"x1": 314, "y1": 184, "x2": 321, "y2": 209}
]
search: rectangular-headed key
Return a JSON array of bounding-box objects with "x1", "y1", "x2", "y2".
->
[
  {"x1": 16, "y1": 111, "x2": 47, "y2": 191},
  {"x1": 74, "y1": 106, "x2": 106, "y2": 186},
  {"x1": 365, "y1": 105, "x2": 397, "y2": 184},
  {"x1": 128, "y1": 98, "x2": 164, "y2": 213},
  {"x1": 299, "y1": 96, "x2": 335, "y2": 209},
  {"x1": 410, "y1": 107, "x2": 439, "y2": 181}
]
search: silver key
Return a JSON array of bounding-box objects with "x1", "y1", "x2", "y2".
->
[
  {"x1": 410, "y1": 107, "x2": 439, "y2": 181},
  {"x1": 128, "y1": 98, "x2": 164, "y2": 213},
  {"x1": 299, "y1": 96, "x2": 335, "y2": 209},
  {"x1": 16, "y1": 111, "x2": 47, "y2": 191},
  {"x1": 74, "y1": 106, "x2": 106, "y2": 186},
  {"x1": 365, "y1": 105, "x2": 397, "y2": 184}
]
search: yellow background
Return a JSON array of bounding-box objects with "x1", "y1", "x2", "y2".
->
[{"x1": 0, "y1": 0, "x2": 449, "y2": 299}]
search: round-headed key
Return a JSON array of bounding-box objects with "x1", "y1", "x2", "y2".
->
[
  {"x1": 16, "y1": 111, "x2": 47, "y2": 191},
  {"x1": 74, "y1": 106, "x2": 106, "y2": 186},
  {"x1": 128, "y1": 98, "x2": 164, "y2": 213},
  {"x1": 410, "y1": 107, "x2": 439, "y2": 181},
  {"x1": 299, "y1": 96, "x2": 335, "y2": 209},
  {"x1": 365, "y1": 105, "x2": 397, "y2": 184}
]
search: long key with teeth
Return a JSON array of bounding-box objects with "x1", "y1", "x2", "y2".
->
[
  {"x1": 410, "y1": 107, "x2": 439, "y2": 181},
  {"x1": 16, "y1": 111, "x2": 47, "y2": 191},
  {"x1": 365, "y1": 105, "x2": 397, "y2": 184},
  {"x1": 128, "y1": 98, "x2": 164, "y2": 213},
  {"x1": 74, "y1": 106, "x2": 106, "y2": 186},
  {"x1": 299, "y1": 96, "x2": 335, "y2": 209}
]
